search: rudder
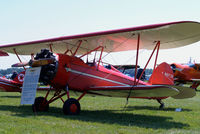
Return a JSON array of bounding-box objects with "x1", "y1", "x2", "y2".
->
[{"x1": 149, "y1": 62, "x2": 174, "y2": 85}]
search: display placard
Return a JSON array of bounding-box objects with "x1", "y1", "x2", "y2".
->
[{"x1": 20, "y1": 67, "x2": 41, "y2": 105}]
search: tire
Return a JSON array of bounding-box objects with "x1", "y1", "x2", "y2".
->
[
  {"x1": 32, "y1": 97, "x2": 49, "y2": 112},
  {"x1": 63, "y1": 98, "x2": 80, "y2": 115}
]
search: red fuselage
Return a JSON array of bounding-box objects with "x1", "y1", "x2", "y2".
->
[
  {"x1": 0, "y1": 77, "x2": 21, "y2": 92},
  {"x1": 50, "y1": 54, "x2": 148, "y2": 91},
  {"x1": 171, "y1": 63, "x2": 200, "y2": 82}
]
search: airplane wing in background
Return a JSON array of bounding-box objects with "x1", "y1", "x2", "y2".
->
[
  {"x1": 0, "y1": 21, "x2": 199, "y2": 55},
  {"x1": 191, "y1": 79, "x2": 200, "y2": 82}
]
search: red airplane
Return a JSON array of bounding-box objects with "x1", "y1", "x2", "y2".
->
[
  {"x1": 0, "y1": 21, "x2": 199, "y2": 115},
  {"x1": 0, "y1": 71, "x2": 25, "y2": 92},
  {"x1": 171, "y1": 63, "x2": 200, "y2": 90},
  {"x1": 0, "y1": 70, "x2": 51, "y2": 92}
]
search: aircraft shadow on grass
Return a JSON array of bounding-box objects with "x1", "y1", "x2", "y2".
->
[
  {"x1": 123, "y1": 106, "x2": 192, "y2": 112},
  {"x1": 0, "y1": 95, "x2": 21, "y2": 98},
  {"x1": 0, "y1": 105, "x2": 189, "y2": 129}
]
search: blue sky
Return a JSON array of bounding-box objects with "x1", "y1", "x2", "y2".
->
[{"x1": 0, "y1": 0, "x2": 200, "y2": 69}]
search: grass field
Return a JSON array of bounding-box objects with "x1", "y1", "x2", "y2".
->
[{"x1": 0, "y1": 89, "x2": 199, "y2": 134}]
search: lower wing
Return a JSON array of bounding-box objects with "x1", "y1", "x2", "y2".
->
[
  {"x1": 87, "y1": 85, "x2": 196, "y2": 99},
  {"x1": 87, "y1": 85, "x2": 179, "y2": 98}
]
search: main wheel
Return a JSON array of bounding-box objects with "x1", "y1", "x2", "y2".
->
[
  {"x1": 32, "y1": 97, "x2": 49, "y2": 112},
  {"x1": 63, "y1": 98, "x2": 80, "y2": 115}
]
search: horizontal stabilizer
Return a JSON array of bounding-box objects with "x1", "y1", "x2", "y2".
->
[
  {"x1": 171, "y1": 85, "x2": 196, "y2": 99},
  {"x1": 88, "y1": 85, "x2": 179, "y2": 98}
]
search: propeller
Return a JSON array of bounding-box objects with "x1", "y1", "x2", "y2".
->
[
  {"x1": 11, "y1": 58, "x2": 55, "y2": 67},
  {"x1": 170, "y1": 64, "x2": 183, "y2": 73},
  {"x1": 170, "y1": 64, "x2": 176, "y2": 73}
]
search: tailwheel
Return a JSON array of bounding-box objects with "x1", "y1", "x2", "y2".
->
[
  {"x1": 32, "y1": 97, "x2": 49, "y2": 112},
  {"x1": 63, "y1": 98, "x2": 80, "y2": 115}
]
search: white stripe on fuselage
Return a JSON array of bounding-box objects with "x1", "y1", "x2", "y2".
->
[{"x1": 65, "y1": 68, "x2": 130, "y2": 86}]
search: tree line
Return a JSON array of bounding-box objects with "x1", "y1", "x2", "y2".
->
[
  {"x1": 0, "y1": 68, "x2": 24, "y2": 76},
  {"x1": 0, "y1": 67, "x2": 153, "y2": 78}
]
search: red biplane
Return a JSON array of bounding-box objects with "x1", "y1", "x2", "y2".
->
[
  {"x1": 171, "y1": 63, "x2": 200, "y2": 90},
  {"x1": 0, "y1": 70, "x2": 51, "y2": 92},
  {"x1": 0, "y1": 21, "x2": 199, "y2": 115},
  {"x1": 0, "y1": 70, "x2": 25, "y2": 92}
]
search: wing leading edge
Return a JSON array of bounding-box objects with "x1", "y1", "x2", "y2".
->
[
  {"x1": 87, "y1": 85, "x2": 196, "y2": 99},
  {"x1": 0, "y1": 21, "x2": 200, "y2": 55},
  {"x1": 87, "y1": 85, "x2": 179, "y2": 98}
]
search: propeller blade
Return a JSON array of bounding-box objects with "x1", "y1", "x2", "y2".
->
[
  {"x1": 30, "y1": 58, "x2": 55, "y2": 67},
  {"x1": 11, "y1": 62, "x2": 29, "y2": 67},
  {"x1": 12, "y1": 58, "x2": 55, "y2": 67}
]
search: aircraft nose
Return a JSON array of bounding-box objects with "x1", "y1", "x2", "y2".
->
[{"x1": 34, "y1": 49, "x2": 58, "y2": 85}]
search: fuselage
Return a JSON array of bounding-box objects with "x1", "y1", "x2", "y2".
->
[
  {"x1": 0, "y1": 77, "x2": 21, "y2": 92},
  {"x1": 50, "y1": 54, "x2": 149, "y2": 91},
  {"x1": 171, "y1": 63, "x2": 200, "y2": 82}
]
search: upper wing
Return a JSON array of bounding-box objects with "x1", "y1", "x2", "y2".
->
[{"x1": 0, "y1": 21, "x2": 200, "y2": 55}]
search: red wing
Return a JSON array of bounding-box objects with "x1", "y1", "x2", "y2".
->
[
  {"x1": 0, "y1": 21, "x2": 199, "y2": 55},
  {"x1": 87, "y1": 85, "x2": 179, "y2": 98}
]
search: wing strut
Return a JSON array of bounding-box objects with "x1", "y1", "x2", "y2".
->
[
  {"x1": 136, "y1": 41, "x2": 160, "y2": 85},
  {"x1": 134, "y1": 34, "x2": 140, "y2": 85},
  {"x1": 13, "y1": 48, "x2": 26, "y2": 70},
  {"x1": 154, "y1": 41, "x2": 160, "y2": 70},
  {"x1": 49, "y1": 43, "x2": 53, "y2": 52},
  {"x1": 127, "y1": 37, "x2": 161, "y2": 106},
  {"x1": 126, "y1": 34, "x2": 141, "y2": 106},
  {"x1": 79, "y1": 45, "x2": 104, "y2": 69},
  {"x1": 72, "y1": 40, "x2": 83, "y2": 56}
]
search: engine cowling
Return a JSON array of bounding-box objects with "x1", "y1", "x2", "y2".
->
[{"x1": 34, "y1": 49, "x2": 58, "y2": 85}]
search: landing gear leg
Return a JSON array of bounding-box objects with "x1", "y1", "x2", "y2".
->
[
  {"x1": 157, "y1": 99, "x2": 164, "y2": 109},
  {"x1": 191, "y1": 82, "x2": 199, "y2": 91}
]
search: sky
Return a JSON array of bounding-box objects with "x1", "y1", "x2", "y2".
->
[{"x1": 0, "y1": 0, "x2": 200, "y2": 69}]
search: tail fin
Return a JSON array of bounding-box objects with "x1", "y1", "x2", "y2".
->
[
  {"x1": 148, "y1": 62, "x2": 174, "y2": 85},
  {"x1": 13, "y1": 71, "x2": 25, "y2": 85}
]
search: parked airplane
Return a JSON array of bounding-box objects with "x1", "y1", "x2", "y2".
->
[
  {"x1": 0, "y1": 70, "x2": 50, "y2": 92},
  {"x1": 171, "y1": 63, "x2": 200, "y2": 90},
  {"x1": 0, "y1": 21, "x2": 199, "y2": 115}
]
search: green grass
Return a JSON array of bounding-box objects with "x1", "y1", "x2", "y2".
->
[{"x1": 0, "y1": 89, "x2": 200, "y2": 134}]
